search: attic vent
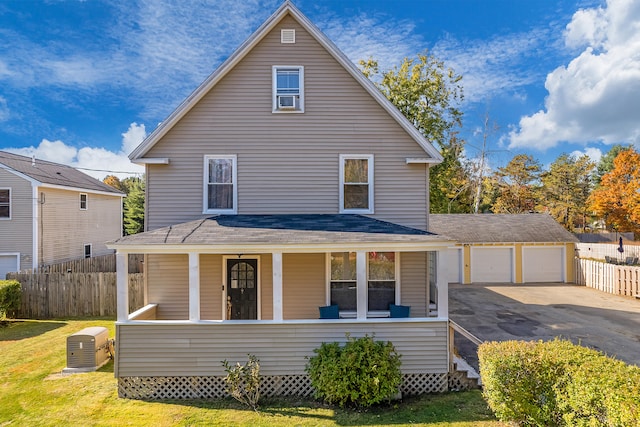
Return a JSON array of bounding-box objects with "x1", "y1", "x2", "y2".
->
[{"x1": 281, "y1": 29, "x2": 295, "y2": 44}]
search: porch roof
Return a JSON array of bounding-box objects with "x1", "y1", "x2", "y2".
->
[{"x1": 107, "y1": 214, "x2": 453, "y2": 252}]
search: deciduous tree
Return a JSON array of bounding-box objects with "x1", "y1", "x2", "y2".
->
[
  {"x1": 539, "y1": 154, "x2": 595, "y2": 231},
  {"x1": 360, "y1": 53, "x2": 471, "y2": 213},
  {"x1": 588, "y1": 148, "x2": 640, "y2": 233},
  {"x1": 491, "y1": 154, "x2": 541, "y2": 214}
]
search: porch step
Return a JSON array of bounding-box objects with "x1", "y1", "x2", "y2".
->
[{"x1": 449, "y1": 355, "x2": 482, "y2": 391}]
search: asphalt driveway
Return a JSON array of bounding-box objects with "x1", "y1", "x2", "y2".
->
[{"x1": 449, "y1": 283, "x2": 640, "y2": 369}]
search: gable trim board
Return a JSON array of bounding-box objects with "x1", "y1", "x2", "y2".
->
[{"x1": 129, "y1": 1, "x2": 442, "y2": 164}]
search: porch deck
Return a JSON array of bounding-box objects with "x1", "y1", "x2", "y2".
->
[{"x1": 115, "y1": 305, "x2": 449, "y2": 399}]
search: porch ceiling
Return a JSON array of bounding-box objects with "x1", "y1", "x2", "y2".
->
[{"x1": 107, "y1": 214, "x2": 453, "y2": 252}]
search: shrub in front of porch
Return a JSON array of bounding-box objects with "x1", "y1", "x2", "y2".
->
[{"x1": 306, "y1": 334, "x2": 401, "y2": 408}]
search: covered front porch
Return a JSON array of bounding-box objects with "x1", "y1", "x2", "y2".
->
[{"x1": 109, "y1": 215, "x2": 454, "y2": 399}]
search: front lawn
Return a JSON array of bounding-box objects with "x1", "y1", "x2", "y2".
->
[{"x1": 0, "y1": 319, "x2": 505, "y2": 426}]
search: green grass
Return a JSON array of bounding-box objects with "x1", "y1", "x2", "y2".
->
[{"x1": 0, "y1": 319, "x2": 506, "y2": 426}]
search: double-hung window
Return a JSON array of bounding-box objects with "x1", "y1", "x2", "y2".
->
[
  {"x1": 79, "y1": 193, "x2": 87, "y2": 210},
  {"x1": 339, "y1": 154, "x2": 373, "y2": 213},
  {"x1": 329, "y1": 251, "x2": 397, "y2": 315},
  {"x1": 273, "y1": 66, "x2": 304, "y2": 112},
  {"x1": 0, "y1": 189, "x2": 10, "y2": 219},
  {"x1": 204, "y1": 155, "x2": 237, "y2": 214}
]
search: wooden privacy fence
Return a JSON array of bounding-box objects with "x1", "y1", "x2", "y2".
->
[
  {"x1": 14, "y1": 253, "x2": 144, "y2": 274},
  {"x1": 575, "y1": 258, "x2": 640, "y2": 298},
  {"x1": 7, "y1": 272, "x2": 144, "y2": 319}
]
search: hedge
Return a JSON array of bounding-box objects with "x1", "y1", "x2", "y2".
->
[
  {"x1": 0, "y1": 279, "x2": 21, "y2": 319},
  {"x1": 478, "y1": 339, "x2": 640, "y2": 427}
]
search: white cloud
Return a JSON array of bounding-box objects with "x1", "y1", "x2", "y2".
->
[
  {"x1": 570, "y1": 147, "x2": 603, "y2": 163},
  {"x1": 6, "y1": 123, "x2": 146, "y2": 180},
  {"x1": 121, "y1": 122, "x2": 146, "y2": 155},
  {"x1": 508, "y1": 0, "x2": 640, "y2": 151}
]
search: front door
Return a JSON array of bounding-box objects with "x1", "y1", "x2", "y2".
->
[{"x1": 227, "y1": 258, "x2": 258, "y2": 320}]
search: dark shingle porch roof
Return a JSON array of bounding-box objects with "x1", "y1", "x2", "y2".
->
[{"x1": 109, "y1": 214, "x2": 451, "y2": 248}]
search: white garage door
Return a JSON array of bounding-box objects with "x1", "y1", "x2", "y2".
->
[
  {"x1": 446, "y1": 248, "x2": 462, "y2": 283},
  {"x1": 523, "y1": 246, "x2": 564, "y2": 282},
  {"x1": 471, "y1": 247, "x2": 513, "y2": 283},
  {"x1": 0, "y1": 254, "x2": 19, "y2": 279}
]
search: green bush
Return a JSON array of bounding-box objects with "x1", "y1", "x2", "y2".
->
[
  {"x1": 479, "y1": 339, "x2": 640, "y2": 427},
  {"x1": 0, "y1": 280, "x2": 21, "y2": 319},
  {"x1": 306, "y1": 333, "x2": 402, "y2": 408},
  {"x1": 221, "y1": 354, "x2": 261, "y2": 411}
]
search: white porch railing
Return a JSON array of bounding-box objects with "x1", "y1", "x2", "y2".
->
[{"x1": 575, "y1": 258, "x2": 640, "y2": 298}]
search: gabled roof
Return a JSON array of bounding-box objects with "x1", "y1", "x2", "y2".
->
[
  {"x1": 0, "y1": 150, "x2": 123, "y2": 195},
  {"x1": 129, "y1": 1, "x2": 443, "y2": 163},
  {"x1": 108, "y1": 214, "x2": 452, "y2": 252},
  {"x1": 429, "y1": 214, "x2": 579, "y2": 243}
]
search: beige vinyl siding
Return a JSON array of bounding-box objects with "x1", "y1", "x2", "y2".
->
[
  {"x1": 145, "y1": 15, "x2": 428, "y2": 231},
  {"x1": 39, "y1": 188, "x2": 121, "y2": 265},
  {"x1": 200, "y1": 254, "x2": 223, "y2": 320},
  {"x1": 0, "y1": 169, "x2": 33, "y2": 271},
  {"x1": 116, "y1": 320, "x2": 448, "y2": 377},
  {"x1": 400, "y1": 252, "x2": 429, "y2": 317},
  {"x1": 260, "y1": 254, "x2": 273, "y2": 320},
  {"x1": 283, "y1": 253, "x2": 325, "y2": 319},
  {"x1": 147, "y1": 254, "x2": 188, "y2": 319}
]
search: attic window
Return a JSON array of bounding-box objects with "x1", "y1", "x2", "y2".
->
[
  {"x1": 281, "y1": 29, "x2": 295, "y2": 44},
  {"x1": 272, "y1": 66, "x2": 304, "y2": 112}
]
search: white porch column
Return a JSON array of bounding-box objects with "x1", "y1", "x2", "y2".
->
[
  {"x1": 272, "y1": 252, "x2": 283, "y2": 321},
  {"x1": 356, "y1": 251, "x2": 367, "y2": 320},
  {"x1": 116, "y1": 252, "x2": 129, "y2": 322},
  {"x1": 436, "y1": 249, "x2": 449, "y2": 318},
  {"x1": 188, "y1": 252, "x2": 200, "y2": 321}
]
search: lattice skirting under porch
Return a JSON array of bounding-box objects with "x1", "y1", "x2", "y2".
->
[{"x1": 118, "y1": 373, "x2": 448, "y2": 400}]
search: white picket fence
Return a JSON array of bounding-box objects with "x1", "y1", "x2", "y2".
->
[
  {"x1": 576, "y1": 242, "x2": 640, "y2": 263},
  {"x1": 575, "y1": 258, "x2": 640, "y2": 298}
]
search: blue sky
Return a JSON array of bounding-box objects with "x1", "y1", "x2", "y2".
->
[{"x1": 1, "y1": 0, "x2": 638, "y2": 180}]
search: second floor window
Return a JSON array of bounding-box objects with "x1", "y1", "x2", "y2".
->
[
  {"x1": 79, "y1": 193, "x2": 87, "y2": 210},
  {"x1": 273, "y1": 66, "x2": 304, "y2": 112},
  {"x1": 204, "y1": 155, "x2": 237, "y2": 214},
  {"x1": 340, "y1": 154, "x2": 374, "y2": 213},
  {"x1": 0, "y1": 189, "x2": 10, "y2": 219}
]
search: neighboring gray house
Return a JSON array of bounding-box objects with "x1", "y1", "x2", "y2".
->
[
  {"x1": 108, "y1": 1, "x2": 456, "y2": 400},
  {"x1": 429, "y1": 214, "x2": 579, "y2": 284},
  {"x1": 0, "y1": 151, "x2": 124, "y2": 277}
]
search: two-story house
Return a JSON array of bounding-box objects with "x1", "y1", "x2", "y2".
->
[
  {"x1": 0, "y1": 151, "x2": 124, "y2": 278},
  {"x1": 108, "y1": 1, "x2": 454, "y2": 400}
]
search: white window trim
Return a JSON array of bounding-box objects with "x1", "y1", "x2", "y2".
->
[
  {"x1": 79, "y1": 193, "x2": 88, "y2": 210},
  {"x1": 203, "y1": 155, "x2": 238, "y2": 215},
  {"x1": 83, "y1": 244, "x2": 92, "y2": 258},
  {"x1": 272, "y1": 65, "x2": 304, "y2": 113},
  {"x1": 325, "y1": 251, "x2": 399, "y2": 318},
  {"x1": 339, "y1": 154, "x2": 374, "y2": 214},
  {"x1": 0, "y1": 188, "x2": 10, "y2": 220}
]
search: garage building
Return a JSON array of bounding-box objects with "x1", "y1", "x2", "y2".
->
[{"x1": 429, "y1": 214, "x2": 579, "y2": 284}]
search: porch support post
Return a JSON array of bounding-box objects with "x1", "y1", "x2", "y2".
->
[
  {"x1": 272, "y1": 252, "x2": 283, "y2": 321},
  {"x1": 356, "y1": 251, "x2": 367, "y2": 320},
  {"x1": 116, "y1": 252, "x2": 129, "y2": 322},
  {"x1": 436, "y1": 249, "x2": 448, "y2": 318},
  {"x1": 188, "y1": 252, "x2": 200, "y2": 321}
]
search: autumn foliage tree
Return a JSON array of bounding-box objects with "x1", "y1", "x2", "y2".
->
[
  {"x1": 491, "y1": 154, "x2": 541, "y2": 214},
  {"x1": 588, "y1": 147, "x2": 640, "y2": 233}
]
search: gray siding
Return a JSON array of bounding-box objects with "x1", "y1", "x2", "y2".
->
[
  {"x1": 116, "y1": 320, "x2": 448, "y2": 377},
  {"x1": 39, "y1": 187, "x2": 121, "y2": 265},
  {"x1": 145, "y1": 15, "x2": 429, "y2": 231},
  {"x1": 0, "y1": 169, "x2": 33, "y2": 271},
  {"x1": 200, "y1": 254, "x2": 223, "y2": 320},
  {"x1": 147, "y1": 254, "x2": 189, "y2": 319}
]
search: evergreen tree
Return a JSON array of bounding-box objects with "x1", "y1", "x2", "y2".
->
[{"x1": 123, "y1": 178, "x2": 145, "y2": 235}]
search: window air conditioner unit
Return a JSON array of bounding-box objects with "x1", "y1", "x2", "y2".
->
[
  {"x1": 63, "y1": 326, "x2": 112, "y2": 373},
  {"x1": 278, "y1": 95, "x2": 296, "y2": 109}
]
